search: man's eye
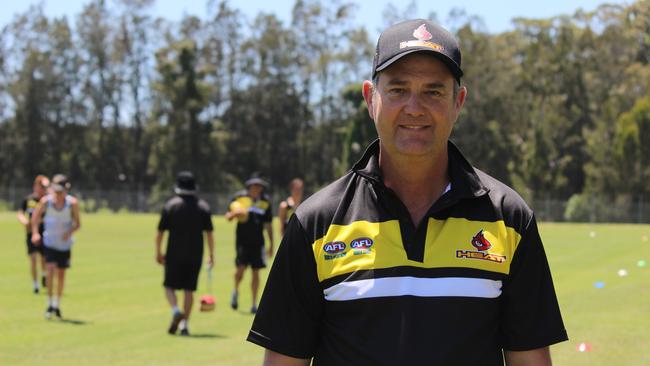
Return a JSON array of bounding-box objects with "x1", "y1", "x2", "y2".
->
[
  {"x1": 425, "y1": 90, "x2": 442, "y2": 96},
  {"x1": 388, "y1": 88, "x2": 405, "y2": 95}
]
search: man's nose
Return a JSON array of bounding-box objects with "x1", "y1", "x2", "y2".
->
[{"x1": 403, "y1": 93, "x2": 425, "y2": 117}]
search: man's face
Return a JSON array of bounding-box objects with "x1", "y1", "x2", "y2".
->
[
  {"x1": 248, "y1": 184, "x2": 263, "y2": 199},
  {"x1": 290, "y1": 181, "x2": 303, "y2": 197},
  {"x1": 53, "y1": 189, "x2": 66, "y2": 200},
  {"x1": 34, "y1": 179, "x2": 49, "y2": 197},
  {"x1": 363, "y1": 53, "x2": 466, "y2": 159}
]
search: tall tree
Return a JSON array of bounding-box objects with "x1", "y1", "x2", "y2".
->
[
  {"x1": 614, "y1": 96, "x2": 650, "y2": 199},
  {"x1": 77, "y1": 0, "x2": 123, "y2": 189},
  {"x1": 114, "y1": 0, "x2": 157, "y2": 195},
  {"x1": 338, "y1": 83, "x2": 376, "y2": 175},
  {"x1": 222, "y1": 13, "x2": 309, "y2": 190},
  {"x1": 151, "y1": 31, "x2": 215, "y2": 194}
]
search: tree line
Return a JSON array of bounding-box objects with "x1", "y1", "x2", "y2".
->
[{"x1": 0, "y1": 0, "x2": 648, "y2": 220}]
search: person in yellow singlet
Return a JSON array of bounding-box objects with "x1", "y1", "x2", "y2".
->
[
  {"x1": 225, "y1": 177, "x2": 274, "y2": 314},
  {"x1": 17, "y1": 175, "x2": 50, "y2": 294}
]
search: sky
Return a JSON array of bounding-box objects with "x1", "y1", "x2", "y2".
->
[{"x1": 0, "y1": 0, "x2": 630, "y2": 35}]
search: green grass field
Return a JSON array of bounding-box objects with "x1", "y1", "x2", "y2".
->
[{"x1": 1, "y1": 212, "x2": 648, "y2": 365}]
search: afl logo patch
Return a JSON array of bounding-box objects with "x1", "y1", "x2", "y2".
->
[
  {"x1": 350, "y1": 238, "x2": 373, "y2": 249},
  {"x1": 323, "y1": 241, "x2": 346, "y2": 254}
]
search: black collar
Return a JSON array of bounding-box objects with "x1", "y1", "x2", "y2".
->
[{"x1": 352, "y1": 139, "x2": 489, "y2": 199}]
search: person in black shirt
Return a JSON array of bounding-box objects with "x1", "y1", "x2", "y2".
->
[
  {"x1": 17, "y1": 175, "x2": 50, "y2": 294},
  {"x1": 248, "y1": 19, "x2": 567, "y2": 366},
  {"x1": 225, "y1": 177, "x2": 274, "y2": 314},
  {"x1": 156, "y1": 172, "x2": 214, "y2": 336}
]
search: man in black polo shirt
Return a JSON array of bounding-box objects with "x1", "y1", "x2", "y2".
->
[
  {"x1": 156, "y1": 171, "x2": 214, "y2": 336},
  {"x1": 225, "y1": 177, "x2": 274, "y2": 314},
  {"x1": 247, "y1": 19, "x2": 567, "y2": 365}
]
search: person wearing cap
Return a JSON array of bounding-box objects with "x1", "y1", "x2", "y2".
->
[
  {"x1": 18, "y1": 175, "x2": 50, "y2": 294},
  {"x1": 225, "y1": 176, "x2": 274, "y2": 314},
  {"x1": 155, "y1": 171, "x2": 214, "y2": 336},
  {"x1": 30, "y1": 174, "x2": 80, "y2": 319},
  {"x1": 247, "y1": 19, "x2": 567, "y2": 365},
  {"x1": 278, "y1": 178, "x2": 304, "y2": 237}
]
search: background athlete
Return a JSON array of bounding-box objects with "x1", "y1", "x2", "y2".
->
[
  {"x1": 225, "y1": 177, "x2": 274, "y2": 314},
  {"x1": 278, "y1": 178, "x2": 304, "y2": 237},
  {"x1": 17, "y1": 175, "x2": 50, "y2": 294},
  {"x1": 31, "y1": 174, "x2": 80, "y2": 319},
  {"x1": 156, "y1": 171, "x2": 214, "y2": 336}
]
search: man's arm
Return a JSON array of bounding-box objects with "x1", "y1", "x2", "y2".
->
[
  {"x1": 278, "y1": 202, "x2": 288, "y2": 236},
  {"x1": 504, "y1": 346, "x2": 551, "y2": 365},
  {"x1": 247, "y1": 217, "x2": 323, "y2": 361},
  {"x1": 30, "y1": 198, "x2": 47, "y2": 244},
  {"x1": 18, "y1": 198, "x2": 29, "y2": 227},
  {"x1": 206, "y1": 231, "x2": 214, "y2": 268},
  {"x1": 499, "y1": 216, "x2": 567, "y2": 354},
  {"x1": 155, "y1": 231, "x2": 165, "y2": 264},
  {"x1": 264, "y1": 222, "x2": 274, "y2": 258},
  {"x1": 63, "y1": 197, "x2": 81, "y2": 241},
  {"x1": 17, "y1": 209, "x2": 29, "y2": 227},
  {"x1": 263, "y1": 349, "x2": 310, "y2": 366}
]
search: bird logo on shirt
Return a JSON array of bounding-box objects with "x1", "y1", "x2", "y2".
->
[{"x1": 471, "y1": 230, "x2": 492, "y2": 251}]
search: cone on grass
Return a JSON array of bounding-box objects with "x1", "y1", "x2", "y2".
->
[{"x1": 200, "y1": 295, "x2": 215, "y2": 312}]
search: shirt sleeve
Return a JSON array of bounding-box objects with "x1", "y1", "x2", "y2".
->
[
  {"x1": 247, "y1": 215, "x2": 324, "y2": 358},
  {"x1": 157, "y1": 207, "x2": 170, "y2": 231},
  {"x1": 20, "y1": 198, "x2": 27, "y2": 212},
  {"x1": 499, "y1": 215, "x2": 568, "y2": 351}
]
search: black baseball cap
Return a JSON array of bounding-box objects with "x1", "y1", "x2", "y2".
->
[
  {"x1": 245, "y1": 177, "x2": 268, "y2": 188},
  {"x1": 174, "y1": 171, "x2": 197, "y2": 194},
  {"x1": 372, "y1": 19, "x2": 463, "y2": 82}
]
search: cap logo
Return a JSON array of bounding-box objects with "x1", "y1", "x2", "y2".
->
[
  {"x1": 399, "y1": 24, "x2": 444, "y2": 52},
  {"x1": 413, "y1": 24, "x2": 432, "y2": 41}
]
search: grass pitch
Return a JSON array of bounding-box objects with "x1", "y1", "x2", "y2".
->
[
  {"x1": 0, "y1": 212, "x2": 648, "y2": 365},
  {"x1": 1, "y1": 212, "x2": 264, "y2": 365}
]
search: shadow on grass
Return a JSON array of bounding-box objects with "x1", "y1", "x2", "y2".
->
[
  {"x1": 186, "y1": 333, "x2": 226, "y2": 339},
  {"x1": 170, "y1": 333, "x2": 226, "y2": 339},
  {"x1": 55, "y1": 318, "x2": 90, "y2": 325},
  {"x1": 236, "y1": 310, "x2": 256, "y2": 316}
]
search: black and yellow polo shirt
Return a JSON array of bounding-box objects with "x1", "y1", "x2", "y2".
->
[
  {"x1": 248, "y1": 140, "x2": 567, "y2": 365},
  {"x1": 229, "y1": 190, "x2": 272, "y2": 247},
  {"x1": 21, "y1": 194, "x2": 44, "y2": 234}
]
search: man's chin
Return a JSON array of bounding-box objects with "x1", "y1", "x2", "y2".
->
[{"x1": 393, "y1": 141, "x2": 436, "y2": 156}]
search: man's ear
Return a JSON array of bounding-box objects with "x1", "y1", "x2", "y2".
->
[
  {"x1": 455, "y1": 85, "x2": 467, "y2": 114},
  {"x1": 362, "y1": 80, "x2": 375, "y2": 120}
]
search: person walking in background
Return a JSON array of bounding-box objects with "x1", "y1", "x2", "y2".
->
[
  {"x1": 156, "y1": 171, "x2": 214, "y2": 336},
  {"x1": 225, "y1": 177, "x2": 274, "y2": 314},
  {"x1": 17, "y1": 175, "x2": 50, "y2": 294},
  {"x1": 278, "y1": 178, "x2": 304, "y2": 237},
  {"x1": 31, "y1": 174, "x2": 80, "y2": 320}
]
